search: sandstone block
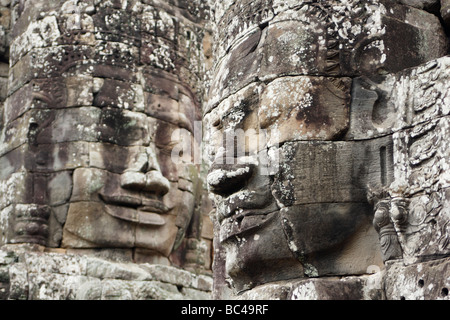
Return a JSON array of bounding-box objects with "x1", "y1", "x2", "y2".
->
[{"x1": 385, "y1": 258, "x2": 450, "y2": 300}]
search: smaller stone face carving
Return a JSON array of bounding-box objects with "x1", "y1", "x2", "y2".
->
[
  {"x1": 0, "y1": 0, "x2": 212, "y2": 270},
  {"x1": 61, "y1": 110, "x2": 196, "y2": 259}
]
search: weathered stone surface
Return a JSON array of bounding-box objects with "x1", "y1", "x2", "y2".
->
[
  {"x1": 385, "y1": 258, "x2": 450, "y2": 300},
  {"x1": 274, "y1": 137, "x2": 394, "y2": 206},
  {"x1": 0, "y1": 0, "x2": 213, "y2": 291},
  {"x1": 0, "y1": 248, "x2": 213, "y2": 300},
  {"x1": 4, "y1": 78, "x2": 68, "y2": 124},
  {"x1": 1, "y1": 0, "x2": 449, "y2": 301},
  {"x1": 260, "y1": 76, "x2": 352, "y2": 144},
  {"x1": 346, "y1": 56, "x2": 450, "y2": 140},
  {"x1": 443, "y1": 0, "x2": 450, "y2": 27},
  {"x1": 237, "y1": 272, "x2": 385, "y2": 300},
  {"x1": 208, "y1": 0, "x2": 447, "y2": 110}
]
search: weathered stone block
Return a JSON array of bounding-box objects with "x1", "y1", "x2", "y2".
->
[
  {"x1": 97, "y1": 107, "x2": 151, "y2": 146},
  {"x1": 35, "y1": 107, "x2": 101, "y2": 144},
  {"x1": 236, "y1": 272, "x2": 385, "y2": 300},
  {"x1": 141, "y1": 67, "x2": 180, "y2": 100},
  {"x1": 8, "y1": 262, "x2": 28, "y2": 300},
  {"x1": 393, "y1": 116, "x2": 450, "y2": 196},
  {"x1": 9, "y1": 15, "x2": 60, "y2": 65},
  {"x1": 214, "y1": 0, "x2": 273, "y2": 61},
  {"x1": 0, "y1": 265, "x2": 10, "y2": 299},
  {"x1": 92, "y1": 7, "x2": 141, "y2": 47},
  {"x1": 207, "y1": 29, "x2": 262, "y2": 110},
  {"x1": 92, "y1": 41, "x2": 140, "y2": 78},
  {"x1": 30, "y1": 142, "x2": 90, "y2": 172},
  {"x1": 85, "y1": 256, "x2": 151, "y2": 281},
  {"x1": 280, "y1": 203, "x2": 383, "y2": 277},
  {"x1": 93, "y1": 78, "x2": 134, "y2": 109},
  {"x1": 65, "y1": 76, "x2": 94, "y2": 107},
  {"x1": 5, "y1": 78, "x2": 67, "y2": 124},
  {"x1": 0, "y1": 110, "x2": 36, "y2": 155},
  {"x1": 88, "y1": 143, "x2": 142, "y2": 174},
  {"x1": 346, "y1": 57, "x2": 450, "y2": 140},
  {"x1": 392, "y1": 188, "x2": 450, "y2": 264},
  {"x1": 260, "y1": 76, "x2": 351, "y2": 144},
  {"x1": 273, "y1": 137, "x2": 394, "y2": 206},
  {"x1": 385, "y1": 258, "x2": 450, "y2": 300},
  {"x1": 8, "y1": 45, "x2": 94, "y2": 95},
  {"x1": 0, "y1": 172, "x2": 32, "y2": 209},
  {"x1": 0, "y1": 249, "x2": 213, "y2": 300}
]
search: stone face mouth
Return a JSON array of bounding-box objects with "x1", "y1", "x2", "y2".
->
[
  {"x1": 99, "y1": 193, "x2": 169, "y2": 226},
  {"x1": 219, "y1": 209, "x2": 278, "y2": 243},
  {"x1": 216, "y1": 187, "x2": 275, "y2": 223},
  {"x1": 104, "y1": 205, "x2": 166, "y2": 226},
  {"x1": 217, "y1": 187, "x2": 279, "y2": 242}
]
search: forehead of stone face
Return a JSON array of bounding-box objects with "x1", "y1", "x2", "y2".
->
[
  {"x1": 259, "y1": 76, "x2": 351, "y2": 145},
  {"x1": 97, "y1": 108, "x2": 153, "y2": 146},
  {"x1": 209, "y1": 0, "x2": 447, "y2": 110},
  {"x1": 205, "y1": 75, "x2": 352, "y2": 150},
  {"x1": 145, "y1": 91, "x2": 198, "y2": 134},
  {"x1": 205, "y1": 83, "x2": 264, "y2": 158}
]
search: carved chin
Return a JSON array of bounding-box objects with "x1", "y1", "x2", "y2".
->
[{"x1": 62, "y1": 201, "x2": 180, "y2": 256}]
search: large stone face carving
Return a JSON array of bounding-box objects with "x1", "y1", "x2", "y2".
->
[
  {"x1": 205, "y1": 0, "x2": 448, "y2": 295},
  {"x1": 0, "y1": 0, "x2": 213, "y2": 272},
  {"x1": 0, "y1": 0, "x2": 449, "y2": 301}
]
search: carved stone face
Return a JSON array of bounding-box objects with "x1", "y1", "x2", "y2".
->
[
  {"x1": 0, "y1": 1, "x2": 205, "y2": 264},
  {"x1": 61, "y1": 106, "x2": 198, "y2": 259},
  {"x1": 205, "y1": 0, "x2": 447, "y2": 292},
  {"x1": 205, "y1": 79, "x2": 386, "y2": 291}
]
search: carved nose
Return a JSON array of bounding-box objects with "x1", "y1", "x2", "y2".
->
[
  {"x1": 207, "y1": 150, "x2": 256, "y2": 196},
  {"x1": 121, "y1": 170, "x2": 170, "y2": 196},
  {"x1": 120, "y1": 149, "x2": 171, "y2": 195}
]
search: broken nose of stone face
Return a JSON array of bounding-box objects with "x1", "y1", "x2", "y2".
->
[{"x1": 121, "y1": 170, "x2": 170, "y2": 196}]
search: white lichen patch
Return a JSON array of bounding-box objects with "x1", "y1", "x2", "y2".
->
[
  {"x1": 291, "y1": 281, "x2": 319, "y2": 300},
  {"x1": 260, "y1": 76, "x2": 313, "y2": 129},
  {"x1": 0, "y1": 172, "x2": 26, "y2": 209},
  {"x1": 206, "y1": 167, "x2": 250, "y2": 187},
  {"x1": 10, "y1": 16, "x2": 61, "y2": 65}
]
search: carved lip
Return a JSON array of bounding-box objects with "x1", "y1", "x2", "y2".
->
[
  {"x1": 217, "y1": 187, "x2": 277, "y2": 241},
  {"x1": 99, "y1": 193, "x2": 169, "y2": 214},
  {"x1": 105, "y1": 205, "x2": 166, "y2": 226},
  {"x1": 100, "y1": 193, "x2": 169, "y2": 226},
  {"x1": 219, "y1": 209, "x2": 278, "y2": 242},
  {"x1": 216, "y1": 188, "x2": 274, "y2": 223}
]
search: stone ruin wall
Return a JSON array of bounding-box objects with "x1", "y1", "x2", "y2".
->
[{"x1": 0, "y1": 0, "x2": 449, "y2": 300}]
